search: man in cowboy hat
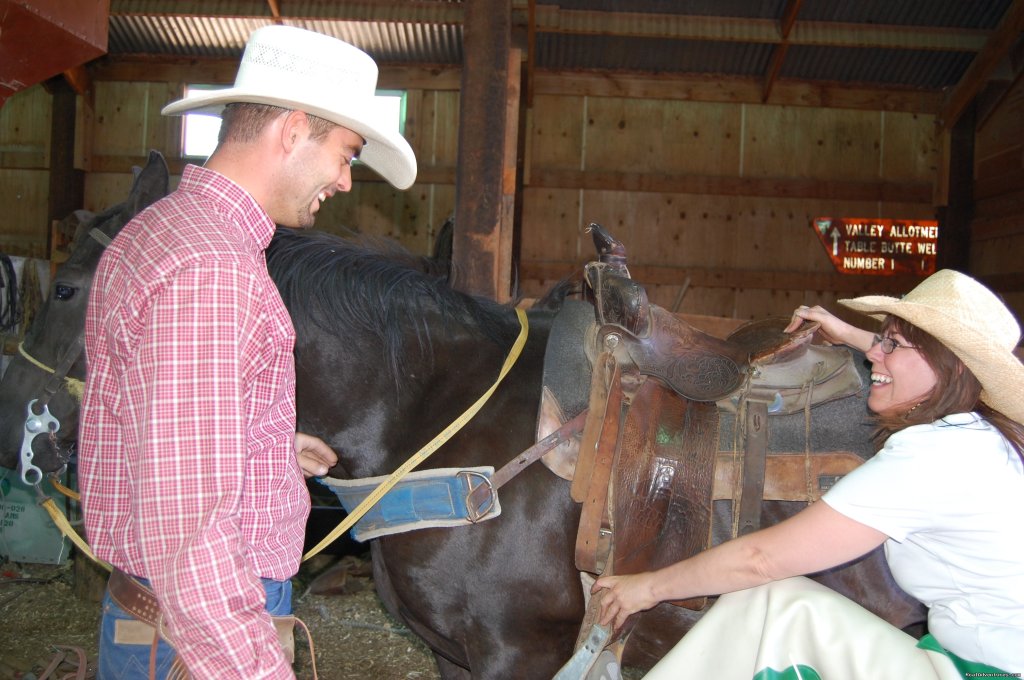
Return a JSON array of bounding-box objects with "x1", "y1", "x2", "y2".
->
[
  {"x1": 78, "y1": 25, "x2": 416, "y2": 679},
  {"x1": 591, "y1": 269, "x2": 1024, "y2": 678}
]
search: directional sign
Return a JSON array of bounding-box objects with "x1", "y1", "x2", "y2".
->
[{"x1": 811, "y1": 218, "x2": 938, "y2": 276}]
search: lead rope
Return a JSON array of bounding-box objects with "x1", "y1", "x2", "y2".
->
[{"x1": 18, "y1": 342, "x2": 85, "y2": 400}]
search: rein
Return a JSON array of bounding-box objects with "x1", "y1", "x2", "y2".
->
[{"x1": 303, "y1": 307, "x2": 530, "y2": 561}]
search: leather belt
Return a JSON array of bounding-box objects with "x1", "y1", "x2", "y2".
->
[
  {"x1": 109, "y1": 568, "x2": 163, "y2": 628},
  {"x1": 107, "y1": 568, "x2": 306, "y2": 673}
]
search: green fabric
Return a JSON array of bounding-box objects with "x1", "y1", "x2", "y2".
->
[
  {"x1": 917, "y1": 634, "x2": 1012, "y2": 679},
  {"x1": 752, "y1": 665, "x2": 823, "y2": 680}
]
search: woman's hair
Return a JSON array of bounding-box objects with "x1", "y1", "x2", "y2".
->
[
  {"x1": 218, "y1": 103, "x2": 337, "y2": 145},
  {"x1": 873, "y1": 315, "x2": 1024, "y2": 460}
]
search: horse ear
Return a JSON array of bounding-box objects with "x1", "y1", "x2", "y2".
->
[{"x1": 125, "y1": 150, "x2": 170, "y2": 218}]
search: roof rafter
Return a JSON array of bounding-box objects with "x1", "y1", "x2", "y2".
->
[{"x1": 939, "y1": 0, "x2": 1024, "y2": 129}]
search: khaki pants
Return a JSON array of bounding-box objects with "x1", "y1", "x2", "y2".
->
[{"x1": 644, "y1": 577, "x2": 960, "y2": 680}]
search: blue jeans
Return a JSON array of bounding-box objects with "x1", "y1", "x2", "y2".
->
[{"x1": 98, "y1": 575, "x2": 292, "y2": 680}]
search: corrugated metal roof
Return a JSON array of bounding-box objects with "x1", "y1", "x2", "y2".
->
[
  {"x1": 782, "y1": 45, "x2": 977, "y2": 88},
  {"x1": 102, "y1": 0, "x2": 1020, "y2": 97},
  {"x1": 797, "y1": 0, "x2": 1012, "y2": 29},
  {"x1": 536, "y1": 34, "x2": 774, "y2": 77}
]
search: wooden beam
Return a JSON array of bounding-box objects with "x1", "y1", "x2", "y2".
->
[
  {"x1": 89, "y1": 55, "x2": 940, "y2": 114},
  {"x1": 936, "y1": 104, "x2": 974, "y2": 270},
  {"x1": 88, "y1": 56, "x2": 463, "y2": 90},
  {"x1": 976, "y1": 35, "x2": 1024, "y2": 130},
  {"x1": 110, "y1": 0, "x2": 464, "y2": 23},
  {"x1": 762, "y1": 0, "x2": 804, "y2": 102},
  {"x1": 528, "y1": 169, "x2": 933, "y2": 203},
  {"x1": 265, "y1": 0, "x2": 282, "y2": 24},
  {"x1": 452, "y1": 0, "x2": 513, "y2": 299},
  {"x1": 938, "y1": 0, "x2": 1024, "y2": 129},
  {"x1": 88, "y1": 153, "x2": 460, "y2": 185},
  {"x1": 62, "y1": 65, "x2": 93, "y2": 96},
  {"x1": 530, "y1": 5, "x2": 988, "y2": 52},
  {"x1": 47, "y1": 79, "x2": 84, "y2": 253},
  {"x1": 519, "y1": 260, "x2": 924, "y2": 294},
  {"x1": 526, "y1": 0, "x2": 537, "y2": 107},
  {"x1": 533, "y1": 71, "x2": 944, "y2": 114},
  {"x1": 84, "y1": 156, "x2": 927, "y2": 206}
]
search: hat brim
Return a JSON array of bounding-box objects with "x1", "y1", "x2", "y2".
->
[
  {"x1": 162, "y1": 89, "x2": 417, "y2": 190},
  {"x1": 840, "y1": 294, "x2": 1024, "y2": 423}
]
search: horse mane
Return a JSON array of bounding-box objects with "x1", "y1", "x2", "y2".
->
[{"x1": 267, "y1": 227, "x2": 517, "y2": 375}]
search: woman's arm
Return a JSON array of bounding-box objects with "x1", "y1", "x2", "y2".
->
[
  {"x1": 785, "y1": 305, "x2": 877, "y2": 353},
  {"x1": 593, "y1": 500, "x2": 887, "y2": 630}
]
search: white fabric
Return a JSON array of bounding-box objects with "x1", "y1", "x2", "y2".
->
[
  {"x1": 644, "y1": 577, "x2": 961, "y2": 680},
  {"x1": 823, "y1": 413, "x2": 1024, "y2": 671}
]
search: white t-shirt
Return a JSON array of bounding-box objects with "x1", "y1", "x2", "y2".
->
[{"x1": 823, "y1": 413, "x2": 1024, "y2": 671}]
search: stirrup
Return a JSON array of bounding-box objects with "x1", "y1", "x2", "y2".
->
[
  {"x1": 552, "y1": 623, "x2": 610, "y2": 680},
  {"x1": 587, "y1": 650, "x2": 622, "y2": 680}
]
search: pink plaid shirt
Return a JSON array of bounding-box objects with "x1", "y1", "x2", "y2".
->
[{"x1": 80, "y1": 164, "x2": 308, "y2": 679}]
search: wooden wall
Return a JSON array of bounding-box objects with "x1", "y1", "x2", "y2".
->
[
  {"x1": 0, "y1": 86, "x2": 52, "y2": 258},
  {"x1": 971, "y1": 76, "x2": 1024, "y2": 319},
  {"x1": 0, "y1": 63, "x2": 1019, "y2": 326},
  {"x1": 519, "y1": 94, "x2": 938, "y2": 321}
]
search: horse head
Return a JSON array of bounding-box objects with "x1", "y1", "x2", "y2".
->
[{"x1": 0, "y1": 150, "x2": 169, "y2": 482}]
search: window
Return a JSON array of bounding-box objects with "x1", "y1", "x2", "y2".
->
[
  {"x1": 181, "y1": 85, "x2": 224, "y2": 159},
  {"x1": 181, "y1": 86, "x2": 407, "y2": 160}
]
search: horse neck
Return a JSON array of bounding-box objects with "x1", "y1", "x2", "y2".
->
[{"x1": 294, "y1": 307, "x2": 550, "y2": 481}]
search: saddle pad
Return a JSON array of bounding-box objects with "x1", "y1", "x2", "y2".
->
[
  {"x1": 319, "y1": 466, "x2": 501, "y2": 542},
  {"x1": 539, "y1": 298, "x2": 596, "y2": 423}
]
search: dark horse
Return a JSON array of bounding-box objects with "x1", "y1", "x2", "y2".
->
[{"x1": 0, "y1": 152, "x2": 925, "y2": 678}]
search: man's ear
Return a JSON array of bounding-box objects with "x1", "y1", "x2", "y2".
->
[{"x1": 280, "y1": 110, "x2": 309, "y2": 153}]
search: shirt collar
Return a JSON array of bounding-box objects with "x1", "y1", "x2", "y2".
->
[{"x1": 179, "y1": 164, "x2": 277, "y2": 251}]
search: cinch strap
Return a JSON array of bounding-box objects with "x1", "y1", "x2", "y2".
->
[{"x1": 319, "y1": 466, "x2": 500, "y2": 541}]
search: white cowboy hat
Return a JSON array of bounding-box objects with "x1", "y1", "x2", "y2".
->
[
  {"x1": 161, "y1": 25, "x2": 417, "y2": 190},
  {"x1": 840, "y1": 269, "x2": 1024, "y2": 423}
]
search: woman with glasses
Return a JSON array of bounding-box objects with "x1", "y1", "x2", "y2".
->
[{"x1": 592, "y1": 269, "x2": 1024, "y2": 679}]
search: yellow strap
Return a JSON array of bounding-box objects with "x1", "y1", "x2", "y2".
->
[
  {"x1": 17, "y1": 342, "x2": 85, "y2": 400},
  {"x1": 303, "y1": 308, "x2": 529, "y2": 561},
  {"x1": 51, "y1": 477, "x2": 81, "y2": 501},
  {"x1": 39, "y1": 497, "x2": 111, "y2": 571}
]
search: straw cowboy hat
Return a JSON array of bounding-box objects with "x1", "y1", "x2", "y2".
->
[
  {"x1": 162, "y1": 25, "x2": 417, "y2": 190},
  {"x1": 840, "y1": 269, "x2": 1024, "y2": 423}
]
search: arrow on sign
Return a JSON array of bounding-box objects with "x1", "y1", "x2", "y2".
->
[{"x1": 830, "y1": 227, "x2": 840, "y2": 256}]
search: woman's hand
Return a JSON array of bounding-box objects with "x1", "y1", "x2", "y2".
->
[
  {"x1": 785, "y1": 305, "x2": 875, "y2": 352},
  {"x1": 592, "y1": 572, "x2": 661, "y2": 632},
  {"x1": 294, "y1": 432, "x2": 338, "y2": 478}
]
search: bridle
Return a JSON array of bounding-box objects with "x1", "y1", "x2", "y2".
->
[
  {"x1": 18, "y1": 227, "x2": 111, "y2": 486},
  {"x1": 18, "y1": 336, "x2": 86, "y2": 485}
]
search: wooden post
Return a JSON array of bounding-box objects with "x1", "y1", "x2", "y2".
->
[
  {"x1": 936, "y1": 102, "x2": 974, "y2": 272},
  {"x1": 46, "y1": 78, "x2": 84, "y2": 259},
  {"x1": 452, "y1": 0, "x2": 518, "y2": 300}
]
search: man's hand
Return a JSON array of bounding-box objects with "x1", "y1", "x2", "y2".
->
[{"x1": 294, "y1": 432, "x2": 338, "y2": 478}]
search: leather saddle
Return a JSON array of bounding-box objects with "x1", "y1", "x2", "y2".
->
[{"x1": 539, "y1": 224, "x2": 863, "y2": 613}]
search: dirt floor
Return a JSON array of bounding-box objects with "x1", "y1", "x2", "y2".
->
[
  {"x1": 0, "y1": 554, "x2": 645, "y2": 679},
  {"x1": 0, "y1": 553, "x2": 440, "y2": 680}
]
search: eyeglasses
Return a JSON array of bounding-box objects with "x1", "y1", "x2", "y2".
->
[{"x1": 873, "y1": 334, "x2": 919, "y2": 354}]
